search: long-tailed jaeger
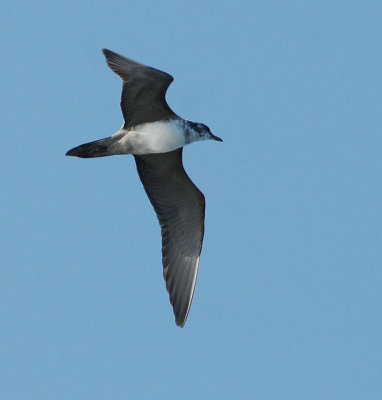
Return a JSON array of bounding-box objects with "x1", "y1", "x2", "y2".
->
[{"x1": 66, "y1": 49, "x2": 222, "y2": 327}]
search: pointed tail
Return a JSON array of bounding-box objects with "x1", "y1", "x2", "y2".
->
[{"x1": 66, "y1": 137, "x2": 117, "y2": 158}]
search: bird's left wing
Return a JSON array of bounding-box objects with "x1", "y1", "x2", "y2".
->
[{"x1": 134, "y1": 148, "x2": 205, "y2": 327}]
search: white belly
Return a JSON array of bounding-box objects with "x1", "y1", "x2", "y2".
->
[{"x1": 111, "y1": 119, "x2": 186, "y2": 155}]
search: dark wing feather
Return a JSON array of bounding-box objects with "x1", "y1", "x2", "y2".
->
[
  {"x1": 134, "y1": 148, "x2": 205, "y2": 327},
  {"x1": 102, "y1": 49, "x2": 177, "y2": 128}
]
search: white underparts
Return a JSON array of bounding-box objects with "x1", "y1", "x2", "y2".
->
[{"x1": 107, "y1": 119, "x2": 206, "y2": 155}]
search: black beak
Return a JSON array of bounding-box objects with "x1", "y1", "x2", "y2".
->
[{"x1": 210, "y1": 133, "x2": 223, "y2": 142}]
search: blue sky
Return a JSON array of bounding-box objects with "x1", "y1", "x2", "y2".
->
[{"x1": 1, "y1": 1, "x2": 381, "y2": 399}]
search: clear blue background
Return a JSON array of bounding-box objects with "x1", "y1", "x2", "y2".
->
[{"x1": 1, "y1": 1, "x2": 381, "y2": 399}]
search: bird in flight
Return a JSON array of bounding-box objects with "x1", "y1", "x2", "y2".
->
[{"x1": 66, "y1": 49, "x2": 222, "y2": 327}]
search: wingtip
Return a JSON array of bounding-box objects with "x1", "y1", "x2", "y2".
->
[
  {"x1": 65, "y1": 148, "x2": 76, "y2": 157},
  {"x1": 101, "y1": 48, "x2": 113, "y2": 60},
  {"x1": 176, "y1": 317, "x2": 186, "y2": 328}
]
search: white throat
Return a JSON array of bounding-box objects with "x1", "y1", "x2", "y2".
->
[{"x1": 109, "y1": 119, "x2": 206, "y2": 155}]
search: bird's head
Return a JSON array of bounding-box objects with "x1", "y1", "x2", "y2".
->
[{"x1": 188, "y1": 121, "x2": 223, "y2": 142}]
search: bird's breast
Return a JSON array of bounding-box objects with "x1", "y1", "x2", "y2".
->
[{"x1": 123, "y1": 119, "x2": 186, "y2": 155}]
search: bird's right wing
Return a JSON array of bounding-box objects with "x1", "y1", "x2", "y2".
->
[
  {"x1": 134, "y1": 148, "x2": 205, "y2": 327},
  {"x1": 102, "y1": 49, "x2": 177, "y2": 128}
]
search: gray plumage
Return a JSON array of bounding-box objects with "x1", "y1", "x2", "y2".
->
[{"x1": 66, "y1": 49, "x2": 222, "y2": 327}]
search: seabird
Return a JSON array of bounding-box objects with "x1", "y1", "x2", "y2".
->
[{"x1": 66, "y1": 49, "x2": 222, "y2": 327}]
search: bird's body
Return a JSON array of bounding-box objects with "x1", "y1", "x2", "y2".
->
[
  {"x1": 113, "y1": 119, "x2": 188, "y2": 155},
  {"x1": 70, "y1": 118, "x2": 212, "y2": 158},
  {"x1": 66, "y1": 49, "x2": 222, "y2": 327}
]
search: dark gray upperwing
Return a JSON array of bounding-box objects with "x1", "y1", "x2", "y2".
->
[
  {"x1": 102, "y1": 49, "x2": 177, "y2": 128},
  {"x1": 134, "y1": 148, "x2": 205, "y2": 327}
]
